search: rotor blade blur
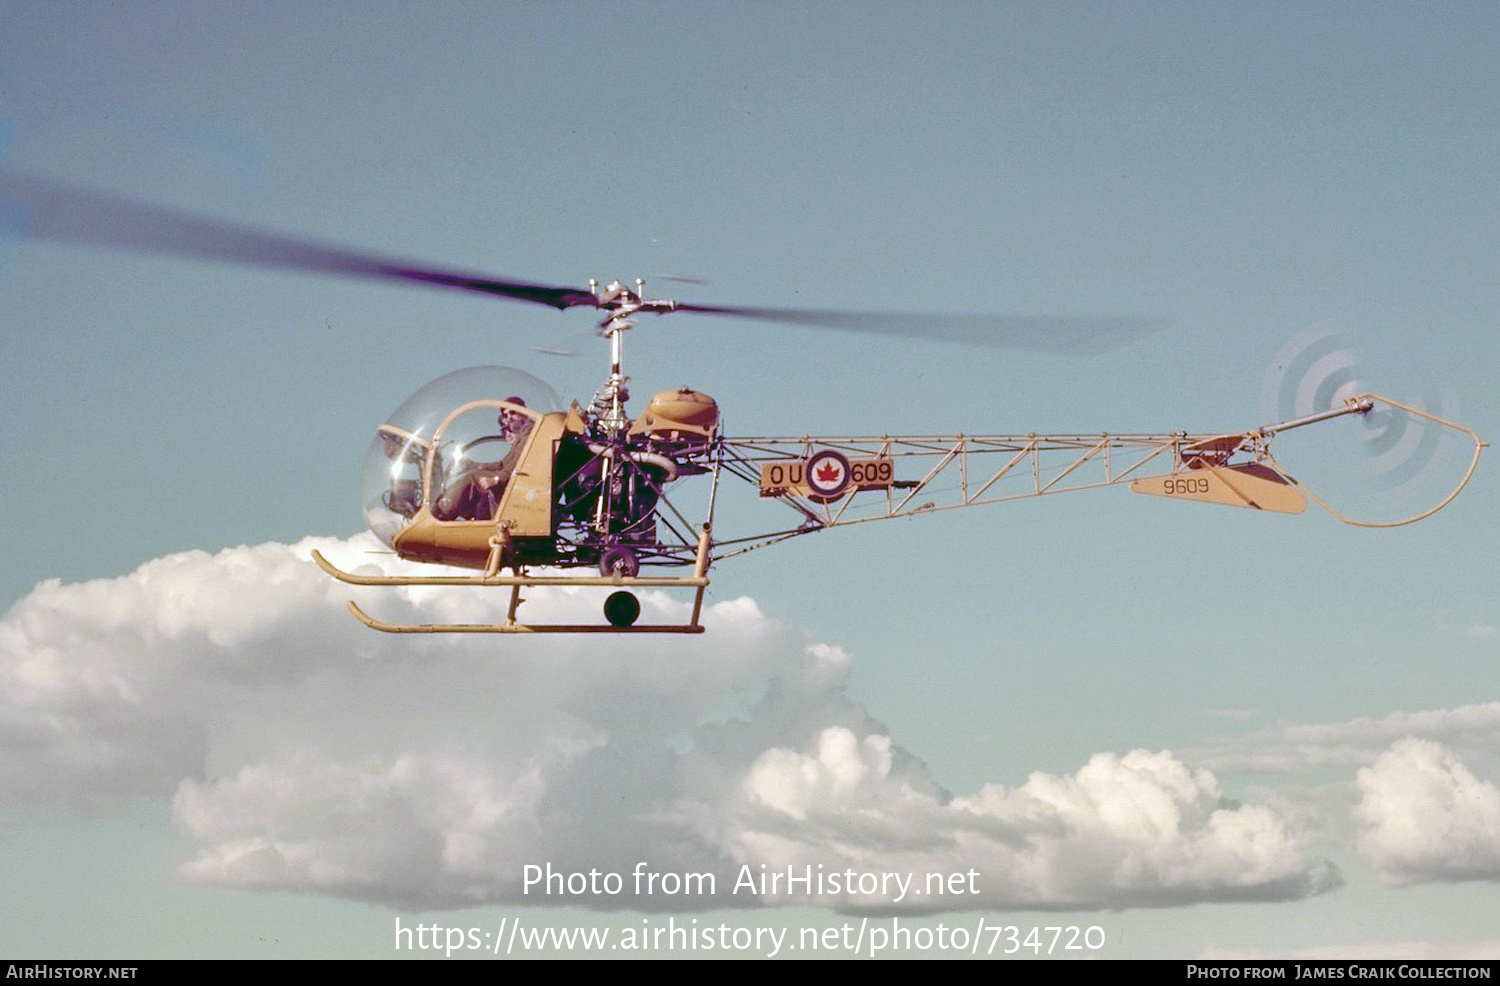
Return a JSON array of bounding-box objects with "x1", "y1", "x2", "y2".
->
[
  {"x1": 0, "y1": 171, "x2": 599, "y2": 311},
  {"x1": 675, "y1": 302, "x2": 1162, "y2": 354}
]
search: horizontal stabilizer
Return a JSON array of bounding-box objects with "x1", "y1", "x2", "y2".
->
[{"x1": 1129, "y1": 464, "x2": 1305, "y2": 514}]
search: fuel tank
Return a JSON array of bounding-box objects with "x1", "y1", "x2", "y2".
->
[{"x1": 628, "y1": 387, "x2": 719, "y2": 446}]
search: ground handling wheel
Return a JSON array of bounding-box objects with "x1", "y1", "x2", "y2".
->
[{"x1": 603, "y1": 590, "x2": 641, "y2": 627}]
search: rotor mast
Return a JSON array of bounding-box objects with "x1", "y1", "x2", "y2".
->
[{"x1": 588, "y1": 278, "x2": 679, "y2": 434}]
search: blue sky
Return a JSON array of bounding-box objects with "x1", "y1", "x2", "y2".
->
[{"x1": 1, "y1": 0, "x2": 1497, "y2": 959}]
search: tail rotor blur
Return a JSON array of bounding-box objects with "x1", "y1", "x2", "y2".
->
[{"x1": 1260, "y1": 323, "x2": 1482, "y2": 525}]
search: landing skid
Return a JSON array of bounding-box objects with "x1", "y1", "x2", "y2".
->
[
  {"x1": 343, "y1": 600, "x2": 704, "y2": 633},
  {"x1": 311, "y1": 545, "x2": 711, "y2": 634}
]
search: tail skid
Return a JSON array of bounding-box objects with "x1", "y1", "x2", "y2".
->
[{"x1": 1259, "y1": 393, "x2": 1486, "y2": 528}]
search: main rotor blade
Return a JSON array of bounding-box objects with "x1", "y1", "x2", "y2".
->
[
  {"x1": 0, "y1": 171, "x2": 1159, "y2": 351},
  {"x1": 674, "y1": 302, "x2": 1162, "y2": 354},
  {"x1": 0, "y1": 171, "x2": 599, "y2": 311}
]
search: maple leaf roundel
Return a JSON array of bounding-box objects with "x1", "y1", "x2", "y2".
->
[{"x1": 804, "y1": 449, "x2": 853, "y2": 501}]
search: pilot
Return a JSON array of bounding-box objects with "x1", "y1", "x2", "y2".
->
[
  {"x1": 499, "y1": 397, "x2": 531, "y2": 445},
  {"x1": 435, "y1": 398, "x2": 534, "y2": 521}
]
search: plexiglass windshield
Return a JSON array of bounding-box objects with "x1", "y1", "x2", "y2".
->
[{"x1": 360, "y1": 366, "x2": 560, "y2": 546}]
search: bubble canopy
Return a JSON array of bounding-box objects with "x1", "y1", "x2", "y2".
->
[{"x1": 360, "y1": 366, "x2": 562, "y2": 546}]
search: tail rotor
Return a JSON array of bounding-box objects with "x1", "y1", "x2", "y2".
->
[{"x1": 1261, "y1": 322, "x2": 1483, "y2": 525}]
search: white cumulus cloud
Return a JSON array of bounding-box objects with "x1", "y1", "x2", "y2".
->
[
  {"x1": 1355, "y1": 737, "x2": 1500, "y2": 886},
  {"x1": 686, "y1": 738, "x2": 1326, "y2": 910},
  {"x1": 0, "y1": 535, "x2": 1330, "y2": 911}
]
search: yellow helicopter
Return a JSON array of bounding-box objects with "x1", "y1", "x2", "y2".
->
[{"x1": 2, "y1": 173, "x2": 1486, "y2": 634}]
